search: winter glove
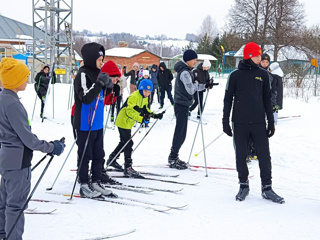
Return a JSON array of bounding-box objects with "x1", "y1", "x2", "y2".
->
[
  {"x1": 153, "y1": 113, "x2": 164, "y2": 120},
  {"x1": 205, "y1": 79, "x2": 214, "y2": 89},
  {"x1": 273, "y1": 105, "x2": 280, "y2": 113},
  {"x1": 97, "y1": 73, "x2": 113, "y2": 88},
  {"x1": 267, "y1": 122, "x2": 275, "y2": 138},
  {"x1": 51, "y1": 139, "x2": 66, "y2": 156},
  {"x1": 223, "y1": 121, "x2": 233, "y2": 137}
]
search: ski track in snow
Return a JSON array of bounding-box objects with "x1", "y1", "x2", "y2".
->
[{"x1": 2, "y1": 78, "x2": 319, "y2": 240}]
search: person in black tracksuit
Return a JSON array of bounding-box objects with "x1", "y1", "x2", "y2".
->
[
  {"x1": 157, "y1": 62, "x2": 174, "y2": 108},
  {"x1": 74, "y1": 42, "x2": 116, "y2": 198},
  {"x1": 34, "y1": 65, "x2": 50, "y2": 118},
  {"x1": 223, "y1": 42, "x2": 284, "y2": 203}
]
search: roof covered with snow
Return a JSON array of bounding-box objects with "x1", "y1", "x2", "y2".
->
[
  {"x1": 172, "y1": 53, "x2": 217, "y2": 61},
  {"x1": 104, "y1": 47, "x2": 147, "y2": 58},
  {"x1": 234, "y1": 44, "x2": 315, "y2": 62}
]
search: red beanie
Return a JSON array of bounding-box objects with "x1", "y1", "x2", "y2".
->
[
  {"x1": 243, "y1": 42, "x2": 262, "y2": 60},
  {"x1": 101, "y1": 61, "x2": 121, "y2": 76}
]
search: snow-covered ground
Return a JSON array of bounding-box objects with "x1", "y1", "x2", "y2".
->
[{"x1": 5, "y1": 76, "x2": 320, "y2": 239}]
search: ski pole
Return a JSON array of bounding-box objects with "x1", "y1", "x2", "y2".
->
[
  {"x1": 194, "y1": 132, "x2": 224, "y2": 157},
  {"x1": 133, "y1": 119, "x2": 159, "y2": 153},
  {"x1": 105, "y1": 123, "x2": 143, "y2": 170},
  {"x1": 69, "y1": 94, "x2": 100, "y2": 200},
  {"x1": 187, "y1": 90, "x2": 210, "y2": 165},
  {"x1": 196, "y1": 91, "x2": 208, "y2": 177},
  {"x1": 46, "y1": 138, "x2": 77, "y2": 191},
  {"x1": 103, "y1": 93, "x2": 114, "y2": 137},
  {"x1": 31, "y1": 154, "x2": 48, "y2": 171},
  {"x1": 31, "y1": 92, "x2": 38, "y2": 121},
  {"x1": 6, "y1": 137, "x2": 65, "y2": 240},
  {"x1": 103, "y1": 105, "x2": 112, "y2": 137}
]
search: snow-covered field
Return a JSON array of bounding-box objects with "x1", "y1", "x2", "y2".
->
[{"x1": 6, "y1": 76, "x2": 320, "y2": 239}]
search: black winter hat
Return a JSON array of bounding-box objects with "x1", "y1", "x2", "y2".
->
[
  {"x1": 261, "y1": 53, "x2": 270, "y2": 62},
  {"x1": 183, "y1": 49, "x2": 198, "y2": 62}
]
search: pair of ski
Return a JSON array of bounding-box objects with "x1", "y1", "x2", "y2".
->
[
  {"x1": 46, "y1": 192, "x2": 187, "y2": 213},
  {"x1": 71, "y1": 168, "x2": 180, "y2": 178},
  {"x1": 102, "y1": 183, "x2": 183, "y2": 193},
  {"x1": 82, "y1": 229, "x2": 136, "y2": 240},
  {"x1": 25, "y1": 207, "x2": 57, "y2": 214}
]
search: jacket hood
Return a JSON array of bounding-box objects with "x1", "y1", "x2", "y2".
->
[
  {"x1": 159, "y1": 62, "x2": 167, "y2": 71},
  {"x1": 269, "y1": 62, "x2": 284, "y2": 77},
  {"x1": 81, "y1": 42, "x2": 105, "y2": 70},
  {"x1": 174, "y1": 60, "x2": 191, "y2": 73},
  {"x1": 196, "y1": 62, "x2": 203, "y2": 71},
  {"x1": 238, "y1": 59, "x2": 259, "y2": 70}
]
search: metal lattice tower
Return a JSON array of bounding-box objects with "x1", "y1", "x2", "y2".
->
[{"x1": 32, "y1": 0, "x2": 73, "y2": 82}]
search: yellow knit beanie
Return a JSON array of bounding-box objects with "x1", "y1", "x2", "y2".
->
[{"x1": 0, "y1": 58, "x2": 30, "y2": 90}]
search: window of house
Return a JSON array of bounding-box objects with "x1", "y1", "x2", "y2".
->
[{"x1": 0, "y1": 48, "x2": 5, "y2": 60}]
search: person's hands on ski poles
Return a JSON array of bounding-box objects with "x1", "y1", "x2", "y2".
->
[
  {"x1": 97, "y1": 72, "x2": 113, "y2": 88},
  {"x1": 152, "y1": 110, "x2": 166, "y2": 120},
  {"x1": 142, "y1": 113, "x2": 151, "y2": 125},
  {"x1": 51, "y1": 137, "x2": 66, "y2": 156}
]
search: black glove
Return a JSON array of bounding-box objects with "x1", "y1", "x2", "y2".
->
[
  {"x1": 153, "y1": 113, "x2": 163, "y2": 120},
  {"x1": 205, "y1": 79, "x2": 214, "y2": 89},
  {"x1": 51, "y1": 140, "x2": 66, "y2": 156},
  {"x1": 223, "y1": 121, "x2": 233, "y2": 137},
  {"x1": 97, "y1": 73, "x2": 113, "y2": 88},
  {"x1": 267, "y1": 122, "x2": 275, "y2": 138}
]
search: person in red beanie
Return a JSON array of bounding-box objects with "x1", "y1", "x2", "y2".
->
[
  {"x1": 101, "y1": 61, "x2": 127, "y2": 124},
  {"x1": 222, "y1": 42, "x2": 284, "y2": 204}
]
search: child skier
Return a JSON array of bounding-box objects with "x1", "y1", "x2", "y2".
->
[
  {"x1": 0, "y1": 58, "x2": 65, "y2": 240},
  {"x1": 106, "y1": 79, "x2": 164, "y2": 177},
  {"x1": 73, "y1": 42, "x2": 117, "y2": 199}
]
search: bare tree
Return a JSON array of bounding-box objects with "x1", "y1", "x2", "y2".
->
[
  {"x1": 268, "y1": 0, "x2": 305, "y2": 61},
  {"x1": 228, "y1": 0, "x2": 262, "y2": 43},
  {"x1": 73, "y1": 36, "x2": 90, "y2": 57},
  {"x1": 199, "y1": 15, "x2": 218, "y2": 41}
]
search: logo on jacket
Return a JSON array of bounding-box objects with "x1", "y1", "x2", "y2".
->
[{"x1": 255, "y1": 77, "x2": 263, "y2": 81}]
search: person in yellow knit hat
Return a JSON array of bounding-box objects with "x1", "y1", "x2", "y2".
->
[{"x1": 0, "y1": 58, "x2": 65, "y2": 240}]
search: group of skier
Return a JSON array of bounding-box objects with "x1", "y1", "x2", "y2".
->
[{"x1": 0, "y1": 39, "x2": 285, "y2": 239}]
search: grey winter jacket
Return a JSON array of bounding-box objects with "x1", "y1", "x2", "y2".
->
[
  {"x1": 0, "y1": 89, "x2": 53, "y2": 170},
  {"x1": 173, "y1": 60, "x2": 205, "y2": 106}
]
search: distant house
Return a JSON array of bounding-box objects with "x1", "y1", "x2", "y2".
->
[{"x1": 104, "y1": 47, "x2": 160, "y2": 72}]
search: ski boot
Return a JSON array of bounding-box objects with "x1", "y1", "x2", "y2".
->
[
  {"x1": 261, "y1": 185, "x2": 285, "y2": 204},
  {"x1": 168, "y1": 155, "x2": 188, "y2": 170},
  {"x1": 92, "y1": 181, "x2": 118, "y2": 198},
  {"x1": 236, "y1": 180, "x2": 249, "y2": 201}
]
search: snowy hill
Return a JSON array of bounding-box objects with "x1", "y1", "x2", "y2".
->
[{"x1": 4, "y1": 77, "x2": 320, "y2": 239}]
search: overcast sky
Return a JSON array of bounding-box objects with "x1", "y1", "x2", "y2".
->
[{"x1": 0, "y1": 0, "x2": 319, "y2": 39}]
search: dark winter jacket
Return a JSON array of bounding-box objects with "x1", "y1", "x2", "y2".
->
[
  {"x1": 149, "y1": 64, "x2": 159, "y2": 89},
  {"x1": 157, "y1": 62, "x2": 173, "y2": 91},
  {"x1": 271, "y1": 73, "x2": 283, "y2": 109},
  {"x1": 223, "y1": 59, "x2": 274, "y2": 124},
  {"x1": 193, "y1": 63, "x2": 210, "y2": 92},
  {"x1": 34, "y1": 71, "x2": 50, "y2": 97},
  {"x1": 260, "y1": 66, "x2": 277, "y2": 106},
  {"x1": 174, "y1": 60, "x2": 205, "y2": 107},
  {"x1": 73, "y1": 43, "x2": 111, "y2": 131},
  {"x1": 124, "y1": 69, "x2": 139, "y2": 85}
]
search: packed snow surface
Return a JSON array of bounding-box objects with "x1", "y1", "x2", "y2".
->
[{"x1": 4, "y1": 76, "x2": 320, "y2": 239}]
